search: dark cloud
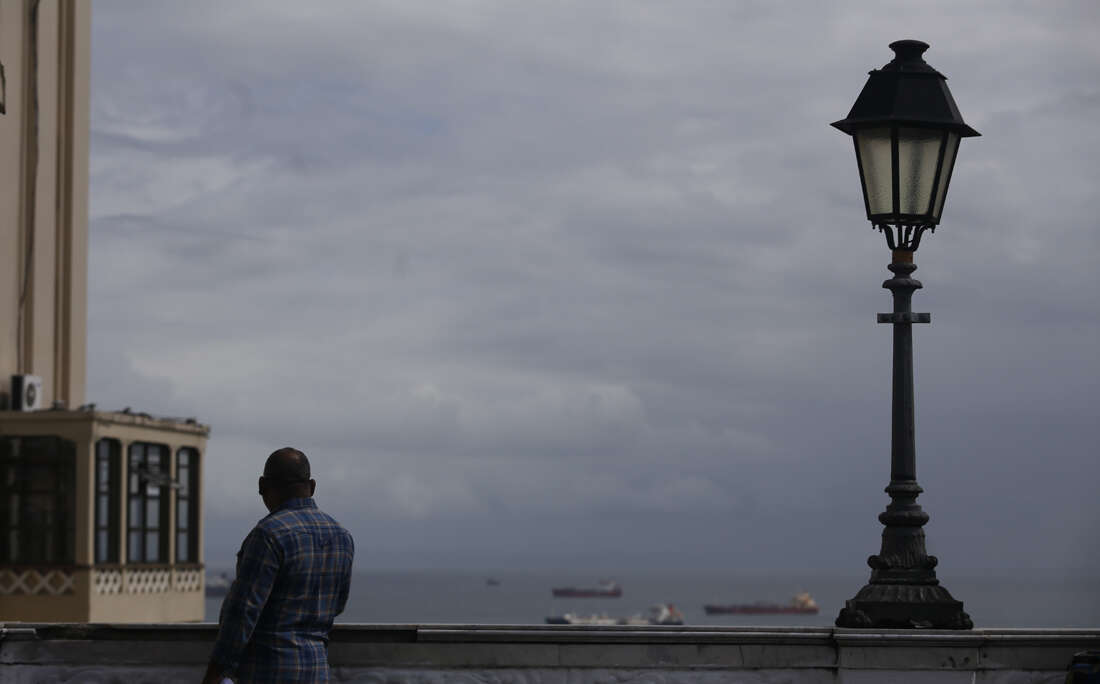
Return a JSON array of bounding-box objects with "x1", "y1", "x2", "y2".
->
[{"x1": 89, "y1": 1, "x2": 1099, "y2": 574}]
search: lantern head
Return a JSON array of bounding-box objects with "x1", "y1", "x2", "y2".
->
[{"x1": 833, "y1": 40, "x2": 979, "y2": 248}]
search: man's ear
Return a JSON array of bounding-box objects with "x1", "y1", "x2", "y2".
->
[{"x1": 309, "y1": 479, "x2": 317, "y2": 496}]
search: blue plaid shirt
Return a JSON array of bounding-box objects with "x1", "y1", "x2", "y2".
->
[{"x1": 212, "y1": 498, "x2": 354, "y2": 683}]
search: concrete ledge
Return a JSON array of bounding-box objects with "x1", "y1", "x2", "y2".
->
[{"x1": 2, "y1": 623, "x2": 1097, "y2": 683}]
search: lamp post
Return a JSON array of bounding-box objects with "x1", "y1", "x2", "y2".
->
[{"x1": 832, "y1": 40, "x2": 978, "y2": 629}]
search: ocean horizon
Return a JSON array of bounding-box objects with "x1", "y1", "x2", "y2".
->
[{"x1": 203, "y1": 568, "x2": 1099, "y2": 628}]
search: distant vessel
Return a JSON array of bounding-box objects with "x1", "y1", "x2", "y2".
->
[
  {"x1": 205, "y1": 572, "x2": 231, "y2": 598},
  {"x1": 704, "y1": 592, "x2": 819, "y2": 615},
  {"x1": 486, "y1": 577, "x2": 501, "y2": 587},
  {"x1": 547, "y1": 603, "x2": 683, "y2": 625},
  {"x1": 551, "y1": 579, "x2": 621, "y2": 598}
]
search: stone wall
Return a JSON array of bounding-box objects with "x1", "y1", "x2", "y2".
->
[{"x1": 2, "y1": 623, "x2": 1097, "y2": 683}]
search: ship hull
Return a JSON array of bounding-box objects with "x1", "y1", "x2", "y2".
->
[{"x1": 552, "y1": 588, "x2": 622, "y2": 598}]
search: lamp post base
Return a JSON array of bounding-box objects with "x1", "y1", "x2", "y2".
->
[{"x1": 837, "y1": 582, "x2": 972, "y2": 629}]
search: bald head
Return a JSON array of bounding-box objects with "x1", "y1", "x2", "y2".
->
[
  {"x1": 259, "y1": 447, "x2": 315, "y2": 511},
  {"x1": 263, "y1": 447, "x2": 311, "y2": 482}
]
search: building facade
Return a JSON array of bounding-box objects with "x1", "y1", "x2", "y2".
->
[{"x1": 0, "y1": 0, "x2": 209, "y2": 622}]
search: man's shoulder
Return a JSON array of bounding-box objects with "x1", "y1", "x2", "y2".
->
[{"x1": 257, "y1": 501, "x2": 352, "y2": 541}]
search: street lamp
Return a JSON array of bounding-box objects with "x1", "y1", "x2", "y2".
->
[{"x1": 832, "y1": 39, "x2": 979, "y2": 629}]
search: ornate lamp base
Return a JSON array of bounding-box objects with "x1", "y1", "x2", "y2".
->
[
  {"x1": 835, "y1": 481, "x2": 973, "y2": 629},
  {"x1": 837, "y1": 581, "x2": 972, "y2": 629}
]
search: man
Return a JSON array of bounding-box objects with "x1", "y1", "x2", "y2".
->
[{"x1": 203, "y1": 448, "x2": 354, "y2": 683}]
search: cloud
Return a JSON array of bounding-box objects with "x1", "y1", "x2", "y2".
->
[{"x1": 89, "y1": 1, "x2": 1100, "y2": 574}]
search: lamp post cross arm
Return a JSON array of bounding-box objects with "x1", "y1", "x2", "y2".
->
[{"x1": 877, "y1": 312, "x2": 930, "y2": 324}]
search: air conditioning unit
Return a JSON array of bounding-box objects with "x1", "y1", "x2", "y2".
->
[{"x1": 11, "y1": 374, "x2": 43, "y2": 411}]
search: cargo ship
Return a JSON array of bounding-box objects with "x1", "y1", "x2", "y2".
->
[
  {"x1": 704, "y1": 592, "x2": 818, "y2": 615},
  {"x1": 551, "y1": 579, "x2": 621, "y2": 598}
]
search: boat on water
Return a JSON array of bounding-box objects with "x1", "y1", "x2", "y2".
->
[
  {"x1": 205, "y1": 572, "x2": 231, "y2": 598},
  {"x1": 546, "y1": 603, "x2": 684, "y2": 626},
  {"x1": 551, "y1": 579, "x2": 621, "y2": 598},
  {"x1": 486, "y1": 577, "x2": 501, "y2": 587},
  {"x1": 704, "y1": 592, "x2": 819, "y2": 615}
]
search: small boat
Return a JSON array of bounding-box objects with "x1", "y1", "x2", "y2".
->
[
  {"x1": 620, "y1": 603, "x2": 685, "y2": 626},
  {"x1": 205, "y1": 572, "x2": 231, "y2": 598},
  {"x1": 486, "y1": 577, "x2": 501, "y2": 586},
  {"x1": 546, "y1": 603, "x2": 684, "y2": 626},
  {"x1": 545, "y1": 612, "x2": 618, "y2": 626},
  {"x1": 551, "y1": 579, "x2": 621, "y2": 598},
  {"x1": 704, "y1": 591, "x2": 819, "y2": 615}
]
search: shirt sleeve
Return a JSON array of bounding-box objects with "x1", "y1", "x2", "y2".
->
[
  {"x1": 335, "y1": 530, "x2": 354, "y2": 616},
  {"x1": 210, "y1": 527, "x2": 282, "y2": 671}
]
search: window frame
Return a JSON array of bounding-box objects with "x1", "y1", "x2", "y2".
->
[
  {"x1": 175, "y1": 447, "x2": 200, "y2": 563},
  {"x1": 126, "y1": 442, "x2": 170, "y2": 564},
  {"x1": 0, "y1": 436, "x2": 77, "y2": 565},
  {"x1": 94, "y1": 438, "x2": 122, "y2": 564}
]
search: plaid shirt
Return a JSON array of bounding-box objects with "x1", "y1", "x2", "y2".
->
[{"x1": 212, "y1": 497, "x2": 354, "y2": 683}]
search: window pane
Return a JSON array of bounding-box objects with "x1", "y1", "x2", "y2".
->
[
  {"x1": 129, "y1": 531, "x2": 142, "y2": 561},
  {"x1": 178, "y1": 451, "x2": 189, "y2": 468},
  {"x1": 97, "y1": 494, "x2": 108, "y2": 526},
  {"x1": 96, "y1": 530, "x2": 108, "y2": 563},
  {"x1": 130, "y1": 497, "x2": 142, "y2": 526},
  {"x1": 146, "y1": 498, "x2": 159, "y2": 527},
  {"x1": 144, "y1": 532, "x2": 159, "y2": 562},
  {"x1": 97, "y1": 457, "x2": 109, "y2": 492},
  {"x1": 856, "y1": 127, "x2": 893, "y2": 216},
  {"x1": 177, "y1": 465, "x2": 189, "y2": 490},
  {"x1": 26, "y1": 494, "x2": 54, "y2": 526},
  {"x1": 177, "y1": 500, "x2": 189, "y2": 530},
  {"x1": 177, "y1": 532, "x2": 190, "y2": 563},
  {"x1": 28, "y1": 465, "x2": 55, "y2": 491}
]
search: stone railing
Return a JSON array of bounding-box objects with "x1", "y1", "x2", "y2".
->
[{"x1": 1, "y1": 623, "x2": 1097, "y2": 683}]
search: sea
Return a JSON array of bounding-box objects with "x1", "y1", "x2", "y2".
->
[{"x1": 204, "y1": 569, "x2": 1100, "y2": 628}]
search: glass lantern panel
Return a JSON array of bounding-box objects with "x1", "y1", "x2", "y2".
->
[
  {"x1": 932, "y1": 132, "x2": 960, "y2": 220},
  {"x1": 855, "y1": 128, "x2": 893, "y2": 216},
  {"x1": 897, "y1": 127, "x2": 944, "y2": 216}
]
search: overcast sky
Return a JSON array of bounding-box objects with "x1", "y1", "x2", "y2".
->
[{"x1": 87, "y1": 1, "x2": 1099, "y2": 576}]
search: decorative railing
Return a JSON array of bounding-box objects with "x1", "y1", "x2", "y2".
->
[
  {"x1": 92, "y1": 567, "x2": 123, "y2": 595},
  {"x1": 89, "y1": 564, "x2": 204, "y2": 594},
  {"x1": 172, "y1": 566, "x2": 203, "y2": 592},
  {"x1": 0, "y1": 568, "x2": 75, "y2": 596},
  {"x1": 0, "y1": 565, "x2": 205, "y2": 596}
]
